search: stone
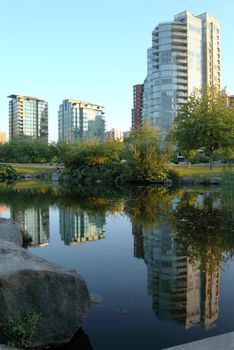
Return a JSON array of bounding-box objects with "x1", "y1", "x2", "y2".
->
[
  {"x1": 51, "y1": 173, "x2": 59, "y2": 181},
  {"x1": 164, "y1": 179, "x2": 173, "y2": 186},
  {"x1": 194, "y1": 178, "x2": 208, "y2": 185},
  {"x1": 181, "y1": 176, "x2": 193, "y2": 185},
  {"x1": 0, "y1": 240, "x2": 91, "y2": 348},
  {"x1": 90, "y1": 292, "x2": 103, "y2": 304},
  {"x1": 0, "y1": 220, "x2": 23, "y2": 247},
  {"x1": 209, "y1": 177, "x2": 222, "y2": 185}
]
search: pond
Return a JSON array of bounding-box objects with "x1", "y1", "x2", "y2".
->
[{"x1": 1, "y1": 180, "x2": 234, "y2": 349}]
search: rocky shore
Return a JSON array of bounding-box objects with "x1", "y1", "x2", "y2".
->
[{"x1": 0, "y1": 219, "x2": 91, "y2": 348}]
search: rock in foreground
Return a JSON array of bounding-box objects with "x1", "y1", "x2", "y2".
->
[{"x1": 0, "y1": 240, "x2": 91, "y2": 348}]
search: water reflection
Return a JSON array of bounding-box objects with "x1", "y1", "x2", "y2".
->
[
  {"x1": 0, "y1": 181, "x2": 233, "y2": 335},
  {"x1": 12, "y1": 208, "x2": 50, "y2": 247},
  {"x1": 59, "y1": 209, "x2": 105, "y2": 246},
  {"x1": 141, "y1": 222, "x2": 219, "y2": 329}
]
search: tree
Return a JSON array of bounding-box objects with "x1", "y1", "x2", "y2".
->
[
  {"x1": 123, "y1": 124, "x2": 169, "y2": 181},
  {"x1": 173, "y1": 86, "x2": 234, "y2": 169}
]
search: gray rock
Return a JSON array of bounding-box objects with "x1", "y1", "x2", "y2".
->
[
  {"x1": 90, "y1": 292, "x2": 103, "y2": 304},
  {"x1": 0, "y1": 220, "x2": 23, "y2": 247},
  {"x1": 164, "y1": 179, "x2": 173, "y2": 186},
  {"x1": 51, "y1": 173, "x2": 59, "y2": 181},
  {"x1": 181, "y1": 176, "x2": 193, "y2": 185},
  {"x1": 0, "y1": 345, "x2": 18, "y2": 350},
  {"x1": 194, "y1": 178, "x2": 208, "y2": 185},
  {"x1": 209, "y1": 177, "x2": 222, "y2": 185},
  {"x1": 0, "y1": 240, "x2": 91, "y2": 347}
]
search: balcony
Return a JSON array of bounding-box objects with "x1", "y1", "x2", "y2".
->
[{"x1": 172, "y1": 38, "x2": 187, "y2": 44}]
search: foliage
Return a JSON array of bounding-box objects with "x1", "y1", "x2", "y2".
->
[
  {"x1": 0, "y1": 139, "x2": 57, "y2": 163},
  {"x1": 123, "y1": 124, "x2": 170, "y2": 182},
  {"x1": 0, "y1": 164, "x2": 17, "y2": 180},
  {"x1": 0, "y1": 312, "x2": 41, "y2": 349},
  {"x1": 124, "y1": 186, "x2": 173, "y2": 231},
  {"x1": 173, "y1": 86, "x2": 234, "y2": 169},
  {"x1": 172, "y1": 191, "x2": 234, "y2": 267},
  {"x1": 63, "y1": 140, "x2": 123, "y2": 168}
]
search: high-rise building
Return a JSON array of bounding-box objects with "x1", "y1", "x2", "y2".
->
[
  {"x1": 142, "y1": 11, "x2": 221, "y2": 131},
  {"x1": 131, "y1": 84, "x2": 144, "y2": 129},
  {"x1": 58, "y1": 99, "x2": 105, "y2": 143},
  {"x1": 8, "y1": 94, "x2": 48, "y2": 141},
  {"x1": 0, "y1": 132, "x2": 6, "y2": 144}
]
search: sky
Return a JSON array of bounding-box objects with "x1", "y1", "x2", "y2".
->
[{"x1": 1, "y1": 0, "x2": 234, "y2": 141}]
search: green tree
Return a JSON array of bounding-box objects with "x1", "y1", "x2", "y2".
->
[
  {"x1": 173, "y1": 87, "x2": 234, "y2": 169},
  {"x1": 124, "y1": 124, "x2": 169, "y2": 181}
]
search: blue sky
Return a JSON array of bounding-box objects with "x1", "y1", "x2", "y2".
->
[{"x1": 1, "y1": 0, "x2": 234, "y2": 141}]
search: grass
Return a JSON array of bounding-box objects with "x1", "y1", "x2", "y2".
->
[
  {"x1": 172, "y1": 164, "x2": 228, "y2": 179},
  {"x1": 5, "y1": 163, "x2": 231, "y2": 179},
  {"x1": 10, "y1": 163, "x2": 55, "y2": 175}
]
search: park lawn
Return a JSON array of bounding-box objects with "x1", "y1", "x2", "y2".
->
[
  {"x1": 11, "y1": 163, "x2": 55, "y2": 175},
  {"x1": 173, "y1": 164, "x2": 228, "y2": 179}
]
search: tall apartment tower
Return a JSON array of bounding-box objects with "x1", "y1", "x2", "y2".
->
[
  {"x1": 142, "y1": 11, "x2": 221, "y2": 131},
  {"x1": 131, "y1": 84, "x2": 144, "y2": 129},
  {"x1": 58, "y1": 99, "x2": 105, "y2": 143},
  {"x1": 8, "y1": 94, "x2": 48, "y2": 141}
]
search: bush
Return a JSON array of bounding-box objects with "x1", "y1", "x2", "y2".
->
[
  {"x1": 0, "y1": 311, "x2": 41, "y2": 349},
  {"x1": 0, "y1": 164, "x2": 17, "y2": 181}
]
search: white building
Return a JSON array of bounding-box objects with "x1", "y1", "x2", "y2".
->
[
  {"x1": 8, "y1": 94, "x2": 48, "y2": 141},
  {"x1": 106, "y1": 128, "x2": 123, "y2": 141},
  {"x1": 58, "y1": 99, "x2": 105, "y2": 143},
  {"x1": 142, "y1": 11, "x2": 221, "y2": 131}
]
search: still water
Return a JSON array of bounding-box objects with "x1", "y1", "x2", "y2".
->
[{"x1": 1, "y1": 181, "x2": 234, "y2": 349}]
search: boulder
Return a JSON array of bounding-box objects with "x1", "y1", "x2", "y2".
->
[
  {"x1": 209, "y1": 177, "x2": 222, "y2": 185},
  {"x1": 0, "y1": 220, "x2": 23, "y2": 247},
  {"x1": 164, "y1": 179, "x2": 173, "y2": 186},
  {"x1": 181, "y1": 176, "x2": 194, "y2": 185},
  {"x1": 0, "y1": 240, "x2": 91, "y2": 348},
  {"x1": 194, "y1": 178, "x2": 208, "y2": 185}
]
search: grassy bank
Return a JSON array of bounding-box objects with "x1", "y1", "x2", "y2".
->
[
  {"x1": 173, "y1": 164, "x2": 227, "y2": 179},
  {"x1": 10, "y1": 164, "x2": 55, "y2": 176},
  {"x1": 3, "y1": 163, "x2": 232, "y2": 181}
]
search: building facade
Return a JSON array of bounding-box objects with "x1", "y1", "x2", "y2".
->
[
  {"x1": 8, "y1": 94, "x2": 48, "y2": 141},
  {"x1": 142, "y1": 11, "x2": 220, "y2": 131},
  {"x1": 131, "y1": 84, "x2": 144, "y2": 129},
  {"x1": 58, "y1": 99, "x2": 105, "y2": 143},
  {"x1": 106, "y1": 128, "x2": 123, "y2": 141},
  {"x1": 0, "y1": 132, "x2": 6, "y2": 144}
]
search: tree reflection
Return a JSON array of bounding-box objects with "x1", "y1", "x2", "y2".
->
[{"x1": 173, "y1": 191, "x2": 234, "y2": 267}]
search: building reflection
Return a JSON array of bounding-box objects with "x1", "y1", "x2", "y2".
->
[
  {"x1": 12, "y1": 208, "x2": 50, "y2": 247},
  {"x1": 132, "y1": 192, "x2": 220, "y2": 330},
  {"x1": 142, "y1": 223, "x2": 219, "y2": 329},
  {"x1": 59, "y1": 208, "x2": 105, "y2": 246}
]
